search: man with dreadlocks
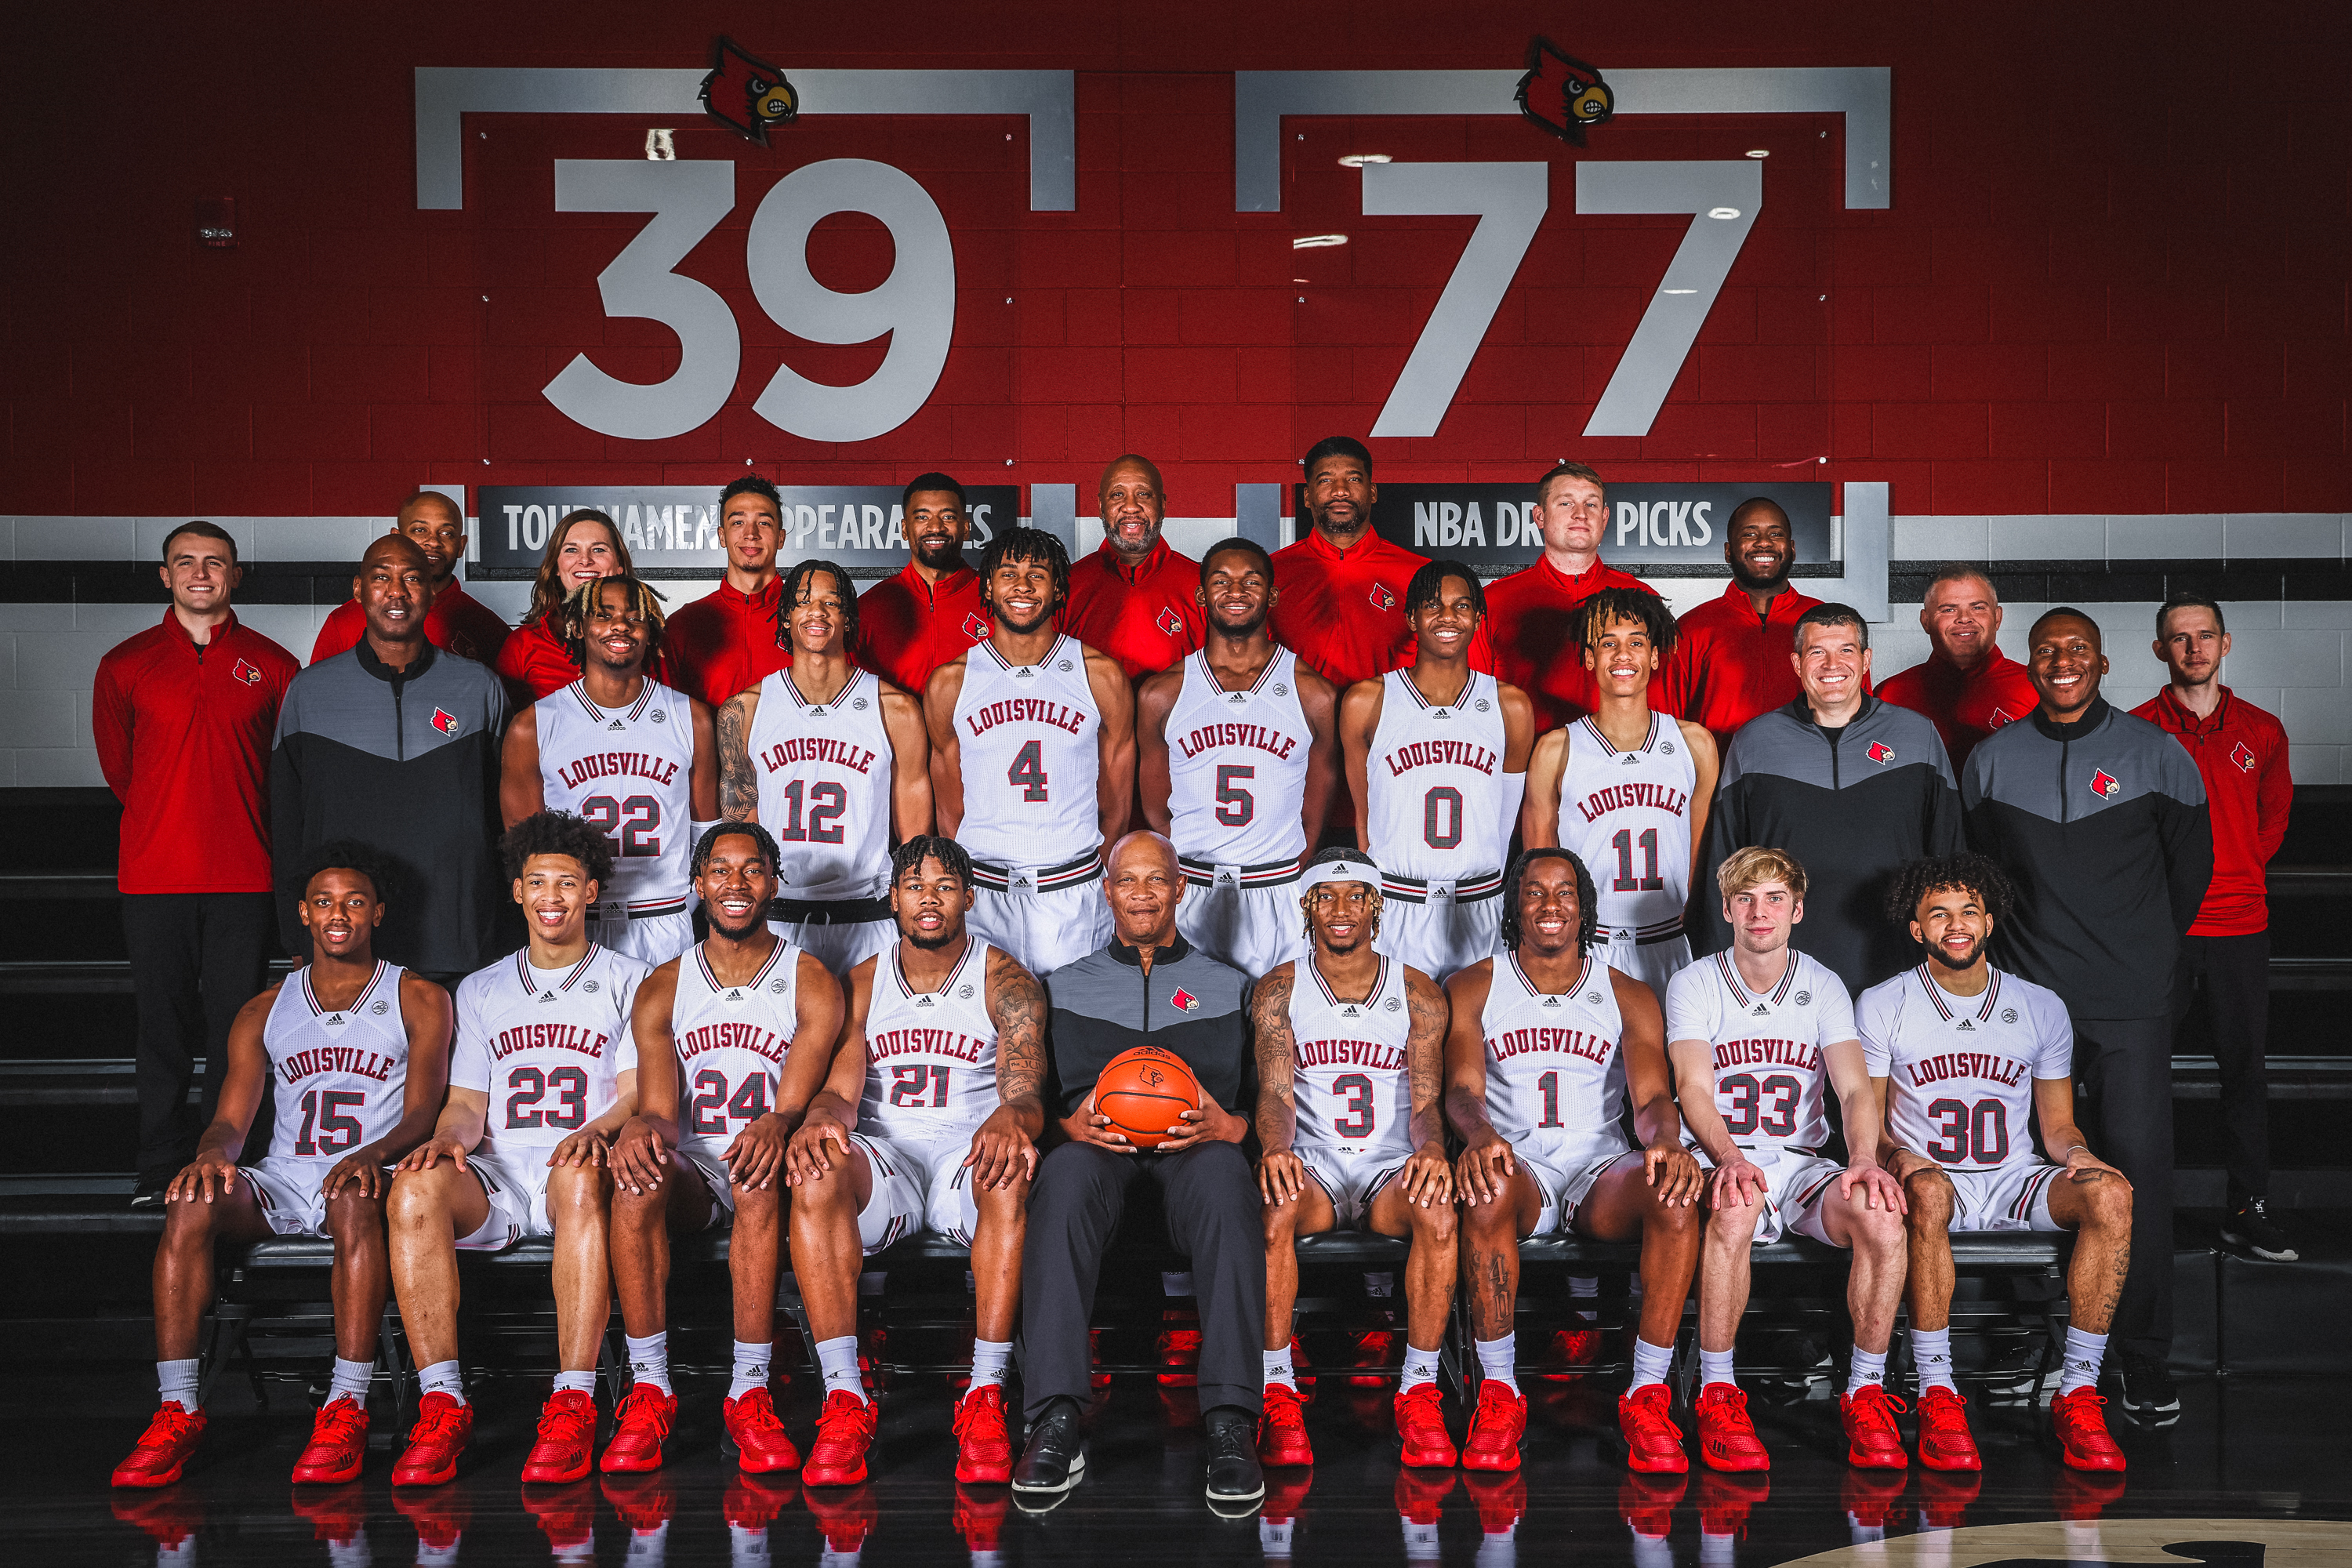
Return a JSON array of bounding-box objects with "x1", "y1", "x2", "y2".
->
[
  {"x1": 926, "y1": 526, "x2": 1136, "y2": 977},
  {"x1": 1248, "y1": 848, "x2": 1456, "y2": 1472},
  {"x1": 1444, "y1": 847, "x2": 1704, "y2": 1475},
  {"x1": 502, "y1": 573, "x2": 718, "y2": 965},
  {"x1": 716, "y1": 559, "x2": 934, "y2": 975},
  {"x1": 1860, "y1": 853, "x2": 2134, "y2": 1475}
]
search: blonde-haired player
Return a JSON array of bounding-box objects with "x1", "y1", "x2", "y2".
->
[{"x1": 1664, "y1": 847, "x2": 1909, "y2": 1473}]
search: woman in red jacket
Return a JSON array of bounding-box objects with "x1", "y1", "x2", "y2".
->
[{"x1": 495, "y1": 509, "x2": 667, "y2": 698}]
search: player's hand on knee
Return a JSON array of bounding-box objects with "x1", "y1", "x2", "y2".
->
[
  {"x1": 1059, "y1": 1094, "x2": 1134, "y2": 1155},
  {"x1": 1711, "y1": 1154, "x2": 1769, "y2": 1210},
  {"x1": 396, "y1": 1136, "x2": 470, "y2": 1174},
  {"x1": 169, "y1": 1152, "x2": 241, "y2": 1206},
  {"x1": 962, "y1": 1108, "x2": 1036, "y2": 1191},
  {"x1": 610, "y1": 1117, "x2": 670, "y2": 1195},
  {"x1": 1258, "y1": 1148, "x2": 1308, "y2": 1206},
  {"x1": 546, "y1": 1130, "x2": 608, "y2": 1170},
  {"x1": 1455, "y1": 1131, "x2": 1516, "y2": 1205},
  {"x1": 1645, "y1": 1142, "x2": 1704, "y2": 1207},
  {"x1": 1399, "y1": 1142, "x2": 1454, "y2": 1209},
  {"x1": 1838, "y1": 1161, "x2": 1907, "y2": 1214},
  {"x1": 783, "y1": 1111, "x2": 852, "y2": 1187},
  {"x1": 728, "y1": 1113, "x2": 792, "y2": 1190},
  {"x1": 322, "y1": 1154, "x2": 385, "y2": 1201},
  {"x1": 2060, "y1": 1146, "x2": 2124, "y2": 1185}
]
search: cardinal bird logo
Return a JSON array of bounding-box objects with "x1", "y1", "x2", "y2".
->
[
  {"x1": 230, "y1": 658, "x2": 263, "y2": 687},
  {"x1": 1867, "y1": 740, "x2": 1896, "y2": 765},
  {"x1": 1515, "y1": 37, "x2": 1616, "y2": 147},
  {"x1": 1369, "y1": 583, "x2": 1397, "y2": 612},
  {"x1": 1156, "y1": 607, "x2": 1184, "y2": 638},
  {"x1": 2231, "y1": 742, "x2": 2257, "y2": 773},
  {"x1": 962, "y1": 612, "x2": 989, "y2": 641},
  {"x1": 1170, "y1": 988, "x2": 1200, "y2": 1012},
  {"x1": 2090, "y1": 768, "x2": 2122, "y2": 798},
  {"x1": 430, "y1": 707, "x2": 459, "y2": 736},
  {"x1": 699, "y1": 36, "x2": 799, "y2": 146}
]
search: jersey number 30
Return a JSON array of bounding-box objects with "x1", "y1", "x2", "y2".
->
[{"x1": 1926, "y1": 1097, "x2": 2011, "y2": 1166}]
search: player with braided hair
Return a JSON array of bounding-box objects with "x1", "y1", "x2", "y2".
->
[
  {"x1": 1444, "y1": 846, "x2": 1704, "y2": 1475},
  {"x1": 503, "y1": 574, "x2": 719, "y2": 965}
]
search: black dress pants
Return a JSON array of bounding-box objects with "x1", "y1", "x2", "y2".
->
[
  {"x1": 1017, "y1": 1139, "x2": 1265, "y2": 1422},
  {"x1": 123, "y1": 893, "x2": 275, "y2": 1183},
  {"x1": 2170, "y1": 931, "x2": 2271, "y2": 1208},
  {"x1": 2072, "y1": 1014, "x2": 2176, "y2": 1363}
]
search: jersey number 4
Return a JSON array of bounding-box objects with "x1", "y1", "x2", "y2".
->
[
  {"x1": 580, "y1": 794, "x2": 660, "y2": 858},
  {"x1": 506, "y1": 1065, "x2": 589, "y2": 1131},
  {"x1": 1926, "y1": 1097, "x2": 2011, "y2": 1166},
  {"x1": 1609, "y1": 827, "x2": 1665, "y2": 892},
  {"x1": 1009, "y1": 739, "x2": 1049, "y2": 801},
  {"x1": 690, "y1": 1070, "x2": 771, "y2": 1135}
]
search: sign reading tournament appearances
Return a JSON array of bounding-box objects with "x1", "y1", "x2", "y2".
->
[
  {"x1": 1348, "y1": 482, "x2": 1835, "y2": 573},
  {"x1": 476, "y1": 486, "x2": 1020, "y2": 575}
]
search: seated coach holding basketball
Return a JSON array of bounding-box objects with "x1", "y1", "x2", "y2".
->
[{"x1": 1011, "y1": 830, "x2": 1267, "y2": 1515}]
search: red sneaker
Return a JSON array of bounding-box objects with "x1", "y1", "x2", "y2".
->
[
  {"x1": 392, "y1": 1487, "x2": 470, "y2": 1553},
  {"x1": 1263, "y1": 1471, "x2": 1314, "y2": 1556},
  {"x1": 1617, "y1": 1383, "x2": 1690, "y2": 1475},
  {"x1": 521, "y1": 1389, "x2": 599, "y2": 1485},
  {"x1": 952, "y1": 1384, "x2": 1014, "y2": 1484},
  {"x1": 1349, "y1": 1328, "x2": 1396, "y2": 1388},
  {"x1": 111, "y1": 1490, "x2": 204, "y2": 1548},
  {"x1": 1156, "y1": 1311, "x2": 1202, "y2": 1388},
  {"x1": 1842, "y1": 1466, "x2": 1907, "y2": 1530},
  {"x1": 1698, "y1": 1469, "x2": 1769, "y2": 1539},
  {"x1": 520, "y1": 1480, "x2": 597, "y2": 1558},
  {"x1": 597, "y1": 1384, "x2": 676, "y2": 1474},
  {"x1": 1541, "y1": 1326, "x2": 1601, "y2": 1381},
  {"x1": 1839, "y1": 1385, "x2": 1911, "y2": 1470},
  {"x1": 1915, "y1": 1387, "x2": 1982, "y2": 1472},
  {"x1": 1466, "y1": 1471, "x2": 1527, "y2": 1534},
  {"x1": 1394, "y1": 1381, "x2": 1457, "y2": 1468},
  {"x1": 805, "y1": 1482, "x2": 877, "y2": 1553},
  {"x1": 1619, "y1": 1472, "x2": 1686, "y2": 1540},
  {"x1": 803, "y1": 1389, "x2": 878, "y2": 1486},
  {"x1": 601, "y1": 1472, "x2": 675, "y2": 1533},
  {"x1": 724, "y1": 1472, "x2": 798, "y2": 1530},
  {"x1": 1461, "y1": 1380, "x2": 1527, "y2": 1472},
  {"x1": 1918, "y1": 1468, "x2": 1981, "y2": 1528},
  {"x1": 724, "y1": 1387, "x2": 803, "y2": 1474},
  {"x1": 290, "y1": 1395, "x2": 370, "y2": 1485},
  {"x1": 391, "y1": 1391, "x2": 473, "y2": 1486},
  {"x1": 1258, "y1": 1382, "x2": 1313, "y2": 1467},
  {"x1": 112, "y1": 1403, "x2": 206, "y2": 1489},
  {"x1": 1694, "y1": 1383, "x2": 1769, "y2": 1472},
  {"x1": 954, "y1": 1483, "x2": 1008, "y2": 1553},
  {"x1": 290, "y1": 1482, "x2": 369, "y2": 1547},
  {"x1": 1395, "y1": 1467, "x2": 1456, "y2": 1551},
  {"x1": 2052, "y1": 1466, "x2": 2127, "y2": 1520},
  {"x1": 2050, "y1": 1388, "x2": 2127, "y2": 1472}
]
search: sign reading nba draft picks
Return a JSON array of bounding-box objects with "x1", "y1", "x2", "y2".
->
[
  {"x1": 476, "y1": 486, "x2": 1019, "y2": 577},
  {"x1": 1356, "y1": 482, "x2": 1835, "y2": 575}
]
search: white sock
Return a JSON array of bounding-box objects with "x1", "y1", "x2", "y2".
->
[
  {"x1": 1702, "y1": 1530, "x2": 1738, "y2": 1566},
  {"x1": 730, "y1": 1341, "x2": 771, "y2": 1401},
  {"x1": 158, "y1": 1358, "x2": 201, "y2": 1411},
  {"x1": 1700, "y1": 1346, "x2": 1737, "y2": 1389},
  {"x1": 969, "y1": 1338, "x2": 1012, "y2": 1392},
  {"x1": 1476, "y1": 1334, "x2": 1519, "y2": 1393},
  {"x1": 625, "y1": 1519, "x2": 669, "y2": 1565},
  {"x1": 1912, "y1": 1327, "x2": 1956, "y2": 1394},
  {"x1": 1260, "y1": 1518, "x2": 1295, "y2": 1559},
  {"x1": 330, "y1": 1357, "x2": 375, "y2": 1405},
  {"x1": 1263, "y1": 1346, "x2": 1298, "y2": 1392},
  {"x1": 1570, "y1": 1274, "x2": 1600, "y2": 1322},
  {"x1": 1632, "y1": 1531, "x2": 1675, "y2": 1568},
  {"x1": 552, "y1": 1368, "x2": 598, "y2": 1396},
  {"x1": 328, "y1": 1537, "x2": 374, "y2": 1568},
  {"x1": 418, "y1": 1541, "x2": 462, "y2": 1568},
  {"x1": 816, "y1": 1335, "x2": 867, "y2": 1403},
  {"x1": 626, "y1": 1332, "x2": 673, "y2": 1396},
  {"x1": 418, "y1": 1359, "x2": 466, "y2": 1406},
  {"x1": 2060, "y1": 1327, "x2": 2107, "y2": 1396},
  {"x1": 1479, "y1": 1527, "x2": 1520, "y2": 1568},
  {"x1": 730, "y1": 1523, "x2": 771, "y2": 1568},
  {"x1": 1630, "y1": 1336, "x2": 1675, "y2": 1392},
  {"x1": 1847, "y1": 1345, "x2": 1889, "y2": 1396},
  {"x1": 1404, "y1": 1514, "x2": 1442, "y2": 1562},
  {"x1": 1400, "y1": 1344, "x2": 1442, "y2": 1392}
]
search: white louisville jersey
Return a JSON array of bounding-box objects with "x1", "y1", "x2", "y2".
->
[
  {"x1": 746, "y1": 667, "x2": 896, "y2": 901},
  {"x1": 1287, "y1": 954, "x2": 1414, "y2": 1158},
  {"x1": 1165, "y1": 646, "x2": 1314, "y2": 866},
  {"x1": 951, "y1": 636, "x2": 1103, "y2": 866},
  {"x1": 1559, "y1": 713, "x2": 1697, "y2": 944},
  {"x1": 535, "y1": 680, "x2": 698, "y2": 920},
  {"x1": 263, "y1": 960, "x2": 410, "y2": 1165},
  {"x1": 859, "y1": 937, "x2": 1000, "y2": 1142},
  {"x1": 451, "y1": 945, "x2": 649, "y2": 1160},
  {"x1": 1664, "y1": 949, "x2": 1855, "y2": 1154},
  {"x1": 1858, "y1": 964, "x2": 2074, "y2": 1176},
  {"x1": 671, "y1": 939, "x2": 803, "y2": 1160},
  {"x1": 1479, "y1": 951, "x2": 1627, "y2": 1156},
  {"x1": 1367, "y1": 668, "x2": 1508, "y2": 882}
]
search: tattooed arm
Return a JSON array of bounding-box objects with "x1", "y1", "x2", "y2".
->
[
  {"x1": 1250, "y1": 965, "x2": 1306, "y2": 1206},
  {"x1": 966, "y1": 946, "x2": 1048, "y2": 1190},
  {"x1": 716, "y1": 690, "x2": 760, "y2": 822},
  {"x1": 1394, "y1": 966, "x2": 1454, "y2": 1207},
  {"x1": 1443, "y1": 963, "x2": 1518, "y2": 1206}
]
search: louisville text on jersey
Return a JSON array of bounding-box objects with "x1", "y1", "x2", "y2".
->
[
  {"x1": 962, "y1": 697, "x2": 1086, "y2": 737},
  {"x1": 555, "y1": 751, "x2": 682, "y2": 790},
  {"x1": 278, "y1": 1045, "x2": 397, "y2": 1086},
  {"x1": 1383, "y1": 739, "x2": 1498, "y2": 777},
  {"x1": 757, "y1": 736, "x2": 879, "y2": 775},
  {"x1": 1711, "y1": 1036, "x2": 1821, "y2": 1073},
  {"x1": 1173, "y1": 721, "x2": 1298, "y2": 761},
  {"x1": 488, "y1": 1022, "x2": 612, "y2": 1062},
  {"x1": 1904, "y1": 1050, "x2": 2030, "y2": 1088},
  {"x1": 1295, "y1": 1037, "x2": 1406, "y2": 1071},
  {"x1": 1488, "y1": 1025, "x2": 1614, "y2": 1065},
  {"x1": 677, "y1": 1019, "x2": 787, "y2": 1065},
  {"x1": 1574, "y1": 782, "x2": 1690, "y2": 822},
  {"x1": 868, "y1": 1027, "x2": 988, "y2": 1065}
]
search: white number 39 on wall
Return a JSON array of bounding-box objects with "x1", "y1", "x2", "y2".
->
[{"x1": 543, "y1": 158, "x2": 956, "y2": 443}]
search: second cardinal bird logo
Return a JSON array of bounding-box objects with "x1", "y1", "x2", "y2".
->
[
  {"x1": 962, "y1": 612, "x2": 989, "y2": 641},
  {"x1": 699, "y1": 36, "x2": 799, "y2": 146},
  {"x1": 1866, "y1": 741, "x2": 1896, "y2": 765},
  {"x1": 431, "y1": 708, "x2": 459, "y2": 736},
  {"x1": 230, "y1": 658, "x2": 263, "y2": 687},
  {"x1": 1368, "y1": 583, "x2": 1396, "y2": 612},
  {"x1": 2090, "y1": 768, "x2": 2122, "y2": 798},
  {"x1": 1515, "y1": 37, "x2": 1616, "y2": 147},
  {"x1": 1157, "y1": 607, "x2": 1184, "y2": 638},
  {"x1": 2232, "y1": 742, "x2": 2257, "y2": 773}
]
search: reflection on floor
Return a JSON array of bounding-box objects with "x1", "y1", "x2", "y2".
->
[{"x1": 24, "y1": 1367, "x2": 2352, "y2": 1566}]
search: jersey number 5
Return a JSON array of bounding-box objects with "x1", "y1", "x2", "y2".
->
[{"x1": 1214, "y1": 764, "x2": 1255, "y2": 828}]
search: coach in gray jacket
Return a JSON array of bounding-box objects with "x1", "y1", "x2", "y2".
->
[
  {"x1": 1012, "y1": 830, "x2": 1265, "y2": 1513},
  {"x1": 270, "y1": 535, "x2": 507, "y2": 986}
]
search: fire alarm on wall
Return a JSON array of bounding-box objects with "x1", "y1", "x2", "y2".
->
[{"x1": 194, "y1": 197, "x2": 236, "y2": 249}]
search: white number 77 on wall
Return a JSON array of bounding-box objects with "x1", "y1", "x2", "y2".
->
[{"x1": 1365, "y1": 158, "x2": 1762, "y2": 439}]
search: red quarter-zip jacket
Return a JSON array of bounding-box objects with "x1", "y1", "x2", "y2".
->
[
  {"x1": 1878, "y1": 644, "x2": 2038, "y2": 770},
  {"x1": 94, "y1": 608, "x2": 299, "y2": 894},
  {"x1": 665, "y1": 576, "x2": 793, "y2": 707},
  {"x1": 1658, "y1": 581, "x2": 1826, "y2": 753},
  {"x1": 1267, "y1": 528, "x2": 1427, "y2": 690},
  {"x1": 1470, "y1": 554, "x2": 1656, "y2": 732},
  {"x1": 2132, "y1": 684, "x2": 2291, "y2": 937},
  {"x1": 855, "y1": 561, "x2": 991, "y2": 696},
  {"x1": 1059, "y1": 537, "x2": 1205, "y2": 681}
]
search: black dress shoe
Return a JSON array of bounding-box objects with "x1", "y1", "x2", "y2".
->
[
  {"x1": 1203, "y1": 1406, "x2": 1265, "y2": 1511},
  {"x1": 2113, "y1": 1352, "x2": 2180, "y2": 1426},
  {"x1": 130, "y1": 1185, "x2": 168, "y2": 1210},
  {"x1": 1011, "y1": 1398, "x2": 1087, "y2": 1502}
]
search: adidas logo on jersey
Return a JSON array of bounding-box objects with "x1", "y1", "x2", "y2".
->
[
  {"x1": 727, "y1": 989, "x2": 744, "y2": 1002},
  {"x1": 1620, "y1": 753, "x2": 1639, "y2": 765},
  {"x1": 539, "y1": 990, "x2": 557, "y2": 1004},
  {"x1": 1014, "y1": 667, "x2": 1035, "y2": 680},
  {"x1": 608, "y1": 719, "x2": 624, "y2": 731},
  {"x1": 325, "y1": 1014, "x2": 345, "y2": 1026},
  {"x1": 1541, "y1": 996, "x2": 1560, "y2": 1007},
  {"x1": 1956, "y1": 1018, "x2": 1975, "y2": 1031},
  {"x1": 1341, "y1": 1005, "x2": 1360, "y2": 1017},
  {"x1": 916, "y1": 995, "x2": 935, "y2": 1007},
  {"x1": 1751, "y1": 1003, "x2": 1769, "y2": 1015}
]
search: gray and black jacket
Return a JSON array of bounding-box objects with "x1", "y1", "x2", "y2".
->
[
  {"x1": 270, "y1": 641, "x2": 509, "y2": 977},
  {"x1": 1962, "y1": 697, "x2": 2211, "y2": 1021},
  {"x1": 1044, "y1": 934, "x2": 1253, "y2": 1130},
  {"x1": 1697, "y1": 695, "x2": 1963, "y2": 997}
]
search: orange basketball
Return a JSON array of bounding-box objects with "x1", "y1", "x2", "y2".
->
[{"x1": 1094, "y1": 1046, "x2": 1202, "y2": 1149}]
